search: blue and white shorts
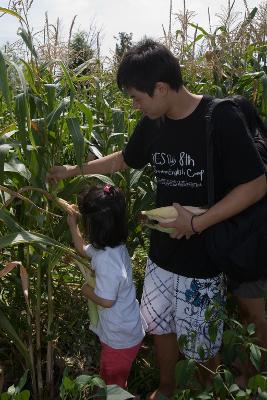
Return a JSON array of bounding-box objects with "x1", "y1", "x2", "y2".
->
[{"x1": 140, "y1": 259, "x2": 226, "y2": 362}]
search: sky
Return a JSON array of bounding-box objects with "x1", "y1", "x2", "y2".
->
[{"x1": 0, "y1": 0, "x2": 258, "y2": 57}]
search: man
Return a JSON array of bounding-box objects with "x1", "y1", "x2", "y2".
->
[{"x1": 47, "y1": 39, "x2": 267, "y2": 399}]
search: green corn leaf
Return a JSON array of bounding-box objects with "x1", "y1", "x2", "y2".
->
[
  {"x1": 4, "y1": 157, "x2": 31, "y2": 180},
  {"x1": 129, "y1": 169, "x2": 144, "y2": 187},
  {"x1": 17, "y1": 27, "x2": 38, "y2": 59},
  {"x1": 15, "y1": 93, "x2": 28, "y2": 152},
  {"x1": 15, "y1": 369, "x2": 29, "y2": 393},
  {"x1": 0, "y1": 51, "x2": 11, "y2": 106},
  {"x1": 0, "y1": 144, "x2": 11, "y2": 183},
  {"x1": 189, "y1": 23, "x2": 209, "y2": 36},
  {"x1": 0, "y1": 231, "x2": 87, "y2": 269},
  {"x1": 58, "y1": 60, "x2": 76, "y2": 95},
  {"x1": 46, "y1": 97, "x2": 70, "y2": 129},
  {"x1": 84, "y1": 174, "x2": 115, "y2": 185},
  {"x1": 0, "y1": 208, "x2": 26, "y2": 232},
  {"x1": 75, "y1": 101, "x2": 93, "y2": 134},
  {"x1": 20, "y1": 59, "x2": 37, "y2": 94},
  {"x1": 8, "y1": 59, "x2": 28, "y2": 95},
  {"x1": 66, "y1": 117, "x2": 85, "y2": 167},
  {"x1": 112, "y1": 108, "x2": 124, "y2": 132},
  {"x1": 44, "y1": 84, "x2": 57, "y2": 113},
  {"x1": 47, "y1": 59, "x2": 76, "y2": 95},
  {"x1": 0, "y1": 7, "x2": 25, "y2": 22},
  {"x1": 0, "y1": 308, "x2": 30, "y2": 365}
]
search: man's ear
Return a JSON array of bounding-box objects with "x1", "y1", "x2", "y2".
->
[{"x1": 155, "y1": 82, "x2": 169, "y2": 96}]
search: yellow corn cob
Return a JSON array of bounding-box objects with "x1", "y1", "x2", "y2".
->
[
  {"x1": 141, "y1": 206, "x2": 178, "y2": 223},
  {"x1": 142, "y1": 205, "x2": 206, "y2": 222},
  {"x1": 145, "y1": 223, "x2": 176, "y2": 234},
  {"x1": 142, "y1": 205, "x2": 206, "y2": 234},
  {"x1": 55, "y1": 197, "x2": 80, "y2": 216}
]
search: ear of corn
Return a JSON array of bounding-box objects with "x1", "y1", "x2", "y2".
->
[
  {"x1": 145, "y1": 223, "x2": 176, "y2": 234},
  {"x1": 86, "y1": 273, "x2": 99, "y2": 327},
  {"x1": 141, "y1": 206, "x2": 178, "y2": 223},
  {"x1": 74, "y1": 260, "x2": 99, "y2": 327},
  {"x1": 55, "y1": 197, "x2": 80, "y2": 216},
  {"x1": 142, "y1": 205, "x2": 206, "y2": 222},
  {"x1": 141, "y1": 205, "x2": 207, "y2": 234}
]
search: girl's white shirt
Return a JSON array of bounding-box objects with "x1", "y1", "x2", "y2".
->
[{"x1": 84, "y1": 244, "x2": 145, "y2": 349}]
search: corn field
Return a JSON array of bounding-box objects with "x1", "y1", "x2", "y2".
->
[{"x1": 0, "y1": 1, "x2": 267, "y2": 399}]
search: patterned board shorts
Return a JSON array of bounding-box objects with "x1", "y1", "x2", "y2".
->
[{"x1": 140, "y1": 259, "x2": 226, "y2": 362}]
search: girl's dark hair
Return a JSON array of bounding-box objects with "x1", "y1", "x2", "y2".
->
[
  {"x1": 117, "y1": 38, "x2": 183, "y2": 96},
  {"x1": 231, "y1": 95, "x2": 267, "y2": 139},
  {"x1": 78, "y1": 185, "x2": 128, "y2": 249}
]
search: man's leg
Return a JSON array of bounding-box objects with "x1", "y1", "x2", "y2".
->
[
  {"x1": 198, "y1": 353, "x2": 221, "y2": 387},
  {"x1": 230, "y1": 279, "x2": 267, "y2": 385},
  {"x1": 234, "y1": 295, "x2": 267, "y2": 386},
  {"x1": 150, "y1": 333, "x2": 180, "y2": 398},
  {"x1": 174, "y1": 274, "x2": 226, "y2": 387},
  {"x1": 235, "y1": 296, "x2": 267, "y2": 348},
  {"x1": 141, "y1": 261, "x2": 179, "y2": 399}
]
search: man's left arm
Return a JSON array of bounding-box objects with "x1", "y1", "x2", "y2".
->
[
  {"x1": 194, "y1": 174, "x2": 267, "y2": 233},
  {"x1": 162, "y1": 174, "x2": 267, "y2": 239}
]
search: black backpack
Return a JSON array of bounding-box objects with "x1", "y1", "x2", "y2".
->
[
  {"x1": 206, "y1": 97, "x2": 267, "y2": 207},
  {"x1": 204, "y1": 98, "x2": 267, "y2": 282}
]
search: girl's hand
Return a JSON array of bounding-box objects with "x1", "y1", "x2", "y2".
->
[
  {"x1": 66, "y1": 204, "x2": 80, "y2": 225},
  {"x1": 81, "y1": 283, "x2": 93, "y2": 299}
]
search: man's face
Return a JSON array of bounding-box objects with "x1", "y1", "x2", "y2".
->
[{"x1": 127, "y1": 84, "x2": 167, "y2": 120}]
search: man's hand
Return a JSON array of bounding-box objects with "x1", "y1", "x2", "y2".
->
[
  {"x1": 46, "y1": 165, "x2": 77, "y2": 183},
  {"x1": 160, "y1": 203, "x2": 197, "y2": 239}
]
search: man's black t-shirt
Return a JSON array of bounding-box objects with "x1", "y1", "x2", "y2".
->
[{"x1": 122, "y1": 95, "x2": 265, "y2": 278}]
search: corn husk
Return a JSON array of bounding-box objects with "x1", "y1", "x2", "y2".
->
[
  {"x1": 141, "y1": 206, "x2": 178, "y2": 223},
  {"x1": 141, "y1": 205, "x2": 207, "y2": 234},
  {"x1": 145, "y1": 223, "x2": 176, "y2": 234},
  {"x1": 75, "y1": 260, "x2": 99, "y2": 327}
]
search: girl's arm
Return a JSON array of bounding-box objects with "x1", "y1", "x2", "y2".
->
[
  {"x1": 81, "y1": 283, "x2": 115, "y2": 308},
  {"x1": 67, "y1": 212, "x2": 88, "y2": 258}
]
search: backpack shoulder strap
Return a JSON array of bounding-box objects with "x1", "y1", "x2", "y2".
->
[{"x1": 206, "y1": 98, "x2": 236, "y2": 207}]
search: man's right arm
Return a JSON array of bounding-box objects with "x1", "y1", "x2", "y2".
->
[{"x1": 47, "y1": 151, "x2": 128, "y2": 182}]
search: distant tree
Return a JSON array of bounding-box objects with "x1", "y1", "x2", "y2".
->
[
  {"x1": 68, "y1": 31, "x2": 94, "y2": 70},
  {"x1": 115, "y1": 32, "x2": 133, "y2": 60}
]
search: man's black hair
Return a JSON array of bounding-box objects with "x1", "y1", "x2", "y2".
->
[
  {"x1": 78, "y1": 185, "x2": 128, "y2": 249},
  {"x1": 117, "y1": 38, "x2": 183, "y2": 96}
]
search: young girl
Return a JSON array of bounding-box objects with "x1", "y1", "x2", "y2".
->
[{"x1": 67, "y1": 184, "x2": 145, "y2": 389}]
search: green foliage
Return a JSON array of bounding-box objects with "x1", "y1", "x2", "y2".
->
[
  {"x1": 115, "y1": 32, "x2": 133, "y2": 61},
  {"x1": 0, "y1": 370, "x2": 30, "y2": 400},
  {"x1": 68, "y1": 32, "x2": 94, "y2": 70},
  {"x1": 0, "y1": 2, "x2": 267, "y2": 399}
]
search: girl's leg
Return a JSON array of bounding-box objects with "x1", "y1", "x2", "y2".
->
[{"x1": 100, "y1": 341, "x2": 142, "y2": 388}]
